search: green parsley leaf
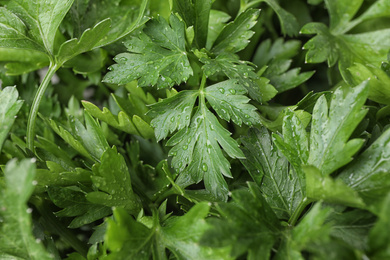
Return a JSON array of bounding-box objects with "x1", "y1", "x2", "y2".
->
[
  {"x1": 105, "y1": 203, "x2": 231, "y2": 259},
  {"x1": 56, "y1": 19, "x2": 111, "y2": 66},
  {"x1": 275, "y1": 203, "x2": 332, "y2": 259},
  {"x1": 201, "y1": 183, "x2": 280, "y2": 259},
  {"x1": 0, "y1": 86, "x2": 23, "y2": 152},
  {"x1": 211, "y1": 9, "x2": 260, "y2": 55},
  {"x1": 204, "y1": 80, "x2": 260, "y2": 126},
  {"x1": 86, "y1": 147, "x2": 142, "y2": 215},
  {"x1": 308, "y1": 82, "x2": 369, "y2": 176},
  {"x1": 200, "y1": 53, "x2": 263, "y2": 102},
  {"x1": 48, "y1": 186, "x2": 112, "y2": 229},
  {"x1": 0, "y1": 159, "x2": 52, "y2": 260},
  {"x1": 241, "y1": 127, "x2": 304, "y2": 220},
  {"x1": 367, "y1": 193, "x2": 390, "y2": 259},
  {"x1": 5, "y1": 0, "x2": 74, "y2": 54},
  {"x1": 148, "y1": 90, "x2": 199, "y2": 141},
  {"x1": 338, "y1": 126, "x2": 390, "y2": 211},
  {"x1": 167, "y1": 105, "x2": 245, "y2": 200},
  {"x1": 104, "y1": 14, "x2": 193, "y2": 88},
  {"x1": 303, "y1": 165, "x2": 365, "y2": 207},
  {"x1": 172, "y1": 0, "x2": 212, "y2": 49}
]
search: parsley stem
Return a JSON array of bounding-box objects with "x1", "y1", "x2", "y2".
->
[
  {"x1": 199, "y1": 73, "x2": 207, "y2": 91},
  {"x1": 26, "y1": 63, "x2": 58, "y2": 152},
  {"x1": 288, "y1": 197, "x2": 312, "y2": 226}
]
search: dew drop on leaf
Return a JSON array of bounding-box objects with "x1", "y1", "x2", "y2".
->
[
  {"x1": 219, "y1": 88, "x2": 225, "y2": 94},
  {"x1": 202, "y1": 163, "x2": 208, "y2": 172},
  {"x1": 183, "y1": 145, "x2": 188, "y2": 150},
  {"x1": 229, "y1": 89, "x2": 236, "y2": 94}
]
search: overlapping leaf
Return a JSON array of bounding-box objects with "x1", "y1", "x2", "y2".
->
[
  {"x1": 241, "y1": 127, "x2": 303, "y2": 220},
  {"x1": 201, "y1": 183, "x2": 280, "y2": 260},
  {"x1": 86, "y1": 147, "x2": 141, "y2": 215},
  {"x1": 338, "y1": 127, "x2": 390, "y2": 211},
  {"x1": 0, "y1": 160, "x2": 52, "y2": 260},
  {"x1": 200, "y1": 53, "x2": 263, "y2": 102},
  {"x1": 148, "y1": 90, "x2": 199, "y2": 141},
  {"x1": 211, "y1": 9, "x2": 260, "y2": 55},
  {"x1": 204, "y1": 80, "x2": 260, "y2": 126},
  {"x1": 105, "y1": 203, "x2": 231, "y2": 259},
  {"x1": 104, "y1": 14, "x2": 193, "y2": 88},
  {"x1": 167, "y1": 106, "x2": 245, "y2": 200},
  {"x1": 0, "y1": 87, "x2": 23, "y2": 151},
  {"x1": 308, "y1": 82, "x2": 369, "y2": 176}
]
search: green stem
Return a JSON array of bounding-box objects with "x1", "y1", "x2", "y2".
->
[
  {"x1": 27, "y1": 63, "x2": 59, "y2": 152},
  {"x1": 30, "y1": 197, "x2": 89, "y2": 257},
  {"x1": 288, "y1": 197, "x2": 312, "y2": 226}
]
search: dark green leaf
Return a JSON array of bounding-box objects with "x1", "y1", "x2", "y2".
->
[
  {"x1": 241, "y1": 127, "x2": 303, "y2": 220},
  {"x1": 172, "y1": 0, "x2": 212, "y2": 48}
]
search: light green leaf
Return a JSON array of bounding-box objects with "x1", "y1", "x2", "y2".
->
[
  {"x1": 0, "y1": 86, "x2": 23, "y2": 152},
  {"x1": 241, "y1": 127, "x2": 303, "y2": 220},
  {"x1": 6, "y1": 0, "x2": 74, "y2": 54},
  {"x1": 348, "y1": 63, "x2": 390, "y2": 105},
  {"x1": 206, "y1": 10, "x2": 231, "y2": 49},
  {"x1": 148, "y1": 90, "x2": 199, "y2": 141},
  {"x1": 338, "y1": 127, "x2": 390, "y2": 211},
  {"x1": 167, "y1": 106, "x2": 244, "y2": 200},
  {"x1": 211, "y1": 8, "x2": 259, "y2": 55},
  {"x1": 104, "y1": 14, "x2": 193, "y2": 88},
  {"x1": 304, "y1": 165, "x2": 365, "y2": 207},
  {"x1": 324, "y1": 0, "x2": 363, "y2": 34},
  {"x1": 56, "y1": 19, "x2": 111, "y2": 66},
  {"x1": 0, "y1": 8, "x2": 45, "y2": 52},
  {"x1": 308, "y1": 82, "x2": 369, "y2": 176},
  {"x1": 82, "y1": 101, "x2": 154, "y2": 139},
  {"x1": 0, "y1": 159, "x2": 52, "y2": 260},
  {"x1": 86, "y1": 147, "x2": 141, "y2": 215},
  {"x1": 204, "y1": 80, "x2": 260, "y2": 126}
]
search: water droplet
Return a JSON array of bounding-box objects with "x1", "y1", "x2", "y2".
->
[
  {"x1": 119, "y1": 57, "x2": 127, "y2": 62},
  {"x1": 178, "y1": 162, "x2": 183, "y2": 168},
  {"x1": 219, "y1": 88, "x2": 225, "y2": 94},
  {"x1": 202, "y1": 163, "x2": 208, "y2": 172},
  {"x1": 185, "y1": 115, "x2": 190, "y2": 120},
  {"x1": 229, "y1": 89, "x2": 236, "y2": 94},
  {"x1": 170, "y1": 117, "x2": 175, "y2": 122},
  {"x1": 244, "y1": 114, "x2": 250, "y2": 118},
  {"x1": 183, "y1": 145, "x2": 188, "y2": 150},
  {"x1": 169, "y1": 151, "x2": 177, "y2": 156}
]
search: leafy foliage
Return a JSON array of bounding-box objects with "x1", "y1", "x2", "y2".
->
[{"x1": 1, "y1": 0, "x2": 390, "y2": 259}]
